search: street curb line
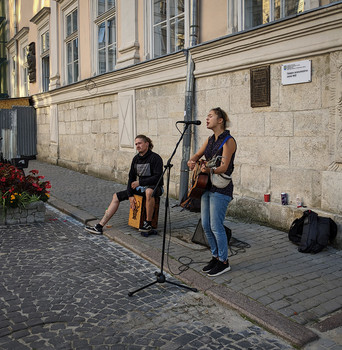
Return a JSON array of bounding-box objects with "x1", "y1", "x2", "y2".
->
[
  {"x1": 313, "y1": 310, "x2": 342, "y2": 332},
  {"x1": 48, "y1": 196, "x2": 97, "y2": 224}
]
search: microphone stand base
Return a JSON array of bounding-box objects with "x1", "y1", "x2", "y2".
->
[{"x1": 128, "y1": 271, "x2": 198, "y2": 297}]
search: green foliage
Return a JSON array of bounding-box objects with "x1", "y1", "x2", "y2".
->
[{"x1": 0, "y1": 163, "x2": 51, "y2": 211}]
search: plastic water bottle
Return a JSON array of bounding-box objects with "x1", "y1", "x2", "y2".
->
[{"x1": 296, "y1": 195, "x2": 302, "y2": 208}]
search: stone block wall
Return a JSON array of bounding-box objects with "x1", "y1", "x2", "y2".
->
[
  {"x1": 36, "y1": 81, "x2": 187, "y2": 197},
  {"x1": 135, "y1": 83, "x2": 186, "y2": 196},
  {"x1": 193, "y1": 51, "x2": 342, "y2": 243},
  {"x1": 195, "y1": 53, "x2": 341, "y2": 213},
  {"x1": 53, "y1": 96, "x2": 123, "y2": 181},
  {"x1": 0, "y1": 202, "x2": 46, "y2": 225}
]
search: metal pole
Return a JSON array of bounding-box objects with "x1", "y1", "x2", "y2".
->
[{"x1": 179, "y1": 0, "x2": 199, "y2": 202}]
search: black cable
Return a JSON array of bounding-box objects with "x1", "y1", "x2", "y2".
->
[{"x1": 165, "y1": 213, "x2": 251, "y2": 276}]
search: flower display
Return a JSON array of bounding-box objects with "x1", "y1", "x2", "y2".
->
[{"x1": 0, "y1": 163, "x2": 51, "y2": 210}]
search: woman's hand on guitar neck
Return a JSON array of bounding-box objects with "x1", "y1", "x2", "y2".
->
[{"x1": 187, "y1": 160, "x2": 196, "y2": 170}]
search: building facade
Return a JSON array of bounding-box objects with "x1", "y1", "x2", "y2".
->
[{"x1": 4, "y1": 0, "x2": 342, "y2": 238}]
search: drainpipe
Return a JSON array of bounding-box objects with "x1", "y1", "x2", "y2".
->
[
  {"x1": 179, "y1": 0, "x2": 199, "y2": 202},
  {"x1": 14, "y1": 0, "x2": 18, "y2": 35},
  {"x1": 189, "y1": 0, "x2": 199, "y2": 47},
  {"x1": 13, "y1": 0, "x2": 18, "y2": 96}
]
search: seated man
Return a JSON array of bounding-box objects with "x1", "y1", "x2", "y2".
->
[{"x1": 85, "y1": 135, "x2": 163, "y2": 235}]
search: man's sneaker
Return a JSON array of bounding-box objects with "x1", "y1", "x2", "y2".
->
[
  {"x1": 139, "y1": 221, "x2": 152, "y2": 233},
  {"x1": 208, "y1": 260, "x2": 231, "y2": 277},
  {"x1": 85, "y1": 224, "x2": 103, "y2": 235},
  {"x1": 202, "y1": 257, "x2": 218, "y2": 273}
]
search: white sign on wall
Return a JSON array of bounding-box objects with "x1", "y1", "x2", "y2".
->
[{"x1": 281, "y1": 60, "x2": 312, "y2": 85}]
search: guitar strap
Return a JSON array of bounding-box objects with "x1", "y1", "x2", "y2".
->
[
  {"x1": 181, "y1": 134, "x2": 232, "y2": 209},
  {"x1": 207, "y1": 134, "x2": 231, "y2": 167},
  {"x1": 216, "y1": 134, "x2": 231, "y2": 154}
]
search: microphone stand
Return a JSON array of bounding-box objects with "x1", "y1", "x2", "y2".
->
[{"x1": 128, "y1": 123, "x2": 198, "y2": 296}]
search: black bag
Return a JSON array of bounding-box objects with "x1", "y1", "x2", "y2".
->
[
  {"x1": 289, "y1": 210, "x2": 337, "y2": 254},
  {"x1": 288, "y1": 211, "x2": 309, "y2": 245},
  {"x1": 298, "y1": 211, "x2": 321, "y2": 253}
]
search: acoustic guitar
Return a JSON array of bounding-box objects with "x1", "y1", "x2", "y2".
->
[{"x1": 186, "y1": 160, "x2": 209, "y2": 199}]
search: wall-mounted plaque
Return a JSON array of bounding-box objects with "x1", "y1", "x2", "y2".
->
[
  {"x1": 250, "y1": 65, "x2": 270, "y2": 108},
  {"x1": 281, "y1": 60, "x2": 311, "y2": 85},
  {"x1": 27, "y1": 42, "x2": 36, "y2": 83}
]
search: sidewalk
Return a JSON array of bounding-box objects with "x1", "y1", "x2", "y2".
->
[{"x1": 28, "y1": 160, "x2": 342, "y2": 349}]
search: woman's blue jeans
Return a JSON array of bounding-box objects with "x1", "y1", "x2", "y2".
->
[{"x1": 201, "y1": 191, "x2": 232, "y2": 262}]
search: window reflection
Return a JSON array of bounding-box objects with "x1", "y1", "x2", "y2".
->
[
  {"x1": 244, "y1": 0, "x2": 307, "y2": 30},
  {"x1": 153, "y1": 0, "x2": 184, "y2": 58},
  {"x1": 98, "y1": 0, "x2": 115, "y2": 16},
  {"x1": 96, "y1": 2, "x2": 116, "y2": 74}
]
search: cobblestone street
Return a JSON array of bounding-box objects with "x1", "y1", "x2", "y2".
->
[
  {"x1": 1, "y1": 160, "x2": 342, "y2": 349},
  {"x1": 0, "y1": 209, "x2": 294, "y2": 350}
]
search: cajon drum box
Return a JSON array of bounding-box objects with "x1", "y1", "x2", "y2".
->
[{"x1": 128, "y1": 195, "x2": 160, "y2": 229}]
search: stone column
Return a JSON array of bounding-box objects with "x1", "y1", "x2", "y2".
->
[
  {"x1": 116, "y1": 0, "x2": 140, "y2": 69},
  {"x1": 49, "y1": 1, "x2": 60, "y2": 90},
  {"x1": 322, "y1": 51, "x2": 342, "y2": 214},
  {"x1": 49, "y1": 104, "x2": 59, "y2": 163}
]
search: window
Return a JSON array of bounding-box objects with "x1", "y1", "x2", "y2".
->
[
  {"x1": 95, "y1": 0, "x2": 116, "y2": 74},
  {"x1": 65, "y1": 7, "x2": 78, "y2": 84},
  {"x1": 241, "y1": 0, "x2": 339, "y2": 30},
  {"x1": 21, "y1": 45, "x2": 29, "y2": 96},
  {"x1": 231, "y1": 0, "x2": 341, "y2": 33},
  {"x1": 41, "y1": 30, "x2": 49, "y2": 53},
  {"x1": 41, "y1": 30, "x2": 50, "y2": 92},
  {"x1": 10, "y1": 55, "x2": 16, "y2": 97},
  {"x1": 97, "y1": 0, "x2": 115, "y2": 16},
  {"x1": 152, "y1": 0, "x2": 185, "y2": 58}
]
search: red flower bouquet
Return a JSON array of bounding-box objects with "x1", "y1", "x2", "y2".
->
[{"x1": 0, "y1": 163, "x2": 51, "y2": 210}]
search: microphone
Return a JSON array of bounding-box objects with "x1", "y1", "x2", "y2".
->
[{"x1": 176, "y1": 120, "x2": 201, "y2": 125}]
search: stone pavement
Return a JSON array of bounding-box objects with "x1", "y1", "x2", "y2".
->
[
  {"x1": 26, "y1": 160, "x2": 342, "y2": 349},
  {"x1": 1, "y1": 208, "x2": 296, "y2": 350}
]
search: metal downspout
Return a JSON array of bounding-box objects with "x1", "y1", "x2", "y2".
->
[
  {"x1": 13, "y1": 0, "x2": 18, "y2": 97},
  {"x1": 179, "y1": 0, "x2": 199, "y2": 202}
]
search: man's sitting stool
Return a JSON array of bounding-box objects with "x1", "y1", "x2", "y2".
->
[{"x1": 128, "y1": 194, "x2": 160, "y2": 230}]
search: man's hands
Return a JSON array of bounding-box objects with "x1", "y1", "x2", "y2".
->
[
  {"x1": 131, "y1": 180, "x2": 139, "y2": 189},
  {"x1": 129, "y1": 196, "x2": 136, "y2": 210},
  {"x1": 129, "y1": 180, "x2": 140, "y2": 209}
]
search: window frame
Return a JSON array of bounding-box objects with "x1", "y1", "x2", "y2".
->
[
  {"x1": 147, "y1": 0, "x2": 188, "y2": 59},
  {"x1": 9, "y1": 49, "x2": 16, "y2": 97},
  {"x1": 93, "y1": 0, "x2": 117, "y2": 75},
  {"x1": 41, "y1": 29, "x2": 50, "y2": 92},
  {"x1": 62, "y1": 1, "x2": 79, "y2": 85},
  {"x1": 38, "y1": 22, "x2": 50, "y2": 93},
  {"x1": 20, "y1": 42, "x2": 29, "y2": 96},
  {"x1": 238, "y1": 0, "x2": 323, "y2": 32}
]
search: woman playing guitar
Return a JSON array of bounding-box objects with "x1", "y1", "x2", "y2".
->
[{"x1": 187, "y1": 107, "x2": 237, "y2": 277}]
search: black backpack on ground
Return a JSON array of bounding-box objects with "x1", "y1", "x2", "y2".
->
[
  {"x1": 289, "y1": 211, "x2": 309, "y2": 245},
  {"x1": 289, "y1": 210, "x2": 337, "y2": 254}
]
